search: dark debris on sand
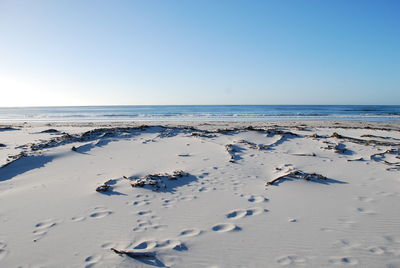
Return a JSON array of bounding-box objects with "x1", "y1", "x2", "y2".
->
[
  {"x1": 125, "y1": 170, "x2": 189, "y2": 191},
  {"x1": 111, "y1": 248, "x2": 156, "y2": 258},
  {"x1": 266, "y1": 170, "x2": 328, "y2": 186}
]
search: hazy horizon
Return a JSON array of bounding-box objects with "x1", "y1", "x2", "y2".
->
[{"x1": 1, "y1": 0, "x2": 399, "y2": 107}]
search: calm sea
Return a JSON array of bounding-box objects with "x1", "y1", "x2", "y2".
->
[{"x1": 0, "y1": 105, "x2": 399, "y2": 122}]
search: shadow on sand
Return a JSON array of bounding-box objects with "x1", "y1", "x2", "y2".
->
[{"x1": 0, "y1": 155, "x2": 55, "y2": 182}]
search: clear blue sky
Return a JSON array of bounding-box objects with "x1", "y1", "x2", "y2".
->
[{"x1": 0, "y1": 0, "x2": 399, "y2": 106}]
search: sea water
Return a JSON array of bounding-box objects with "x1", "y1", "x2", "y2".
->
[{"x1": 0, "y1": 105, "x2": 399, "y2": 122}]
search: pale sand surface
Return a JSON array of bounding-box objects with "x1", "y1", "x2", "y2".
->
[{"x1": 0, "y1": 121, "x2": 400, "y2": 267}]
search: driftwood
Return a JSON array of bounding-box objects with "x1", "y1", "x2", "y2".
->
[
  {"x1": 111, "y1": 248, "x2": 155, "y2": 258},
  {"x1": 266, "y1": 170, "x2": 328, "y2": 186}
]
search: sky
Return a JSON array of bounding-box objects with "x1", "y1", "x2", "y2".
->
[{"x1": 0, "y1": 0, "x2": 399, "y2": 107}]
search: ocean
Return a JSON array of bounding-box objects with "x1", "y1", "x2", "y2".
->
[{"x1": 0, "y1": 105, "x2": 399, "y2": 122}]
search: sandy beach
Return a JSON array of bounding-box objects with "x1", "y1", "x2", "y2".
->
[{"x1": 1, "y1": 121, "x2": 400, "y2": 267}]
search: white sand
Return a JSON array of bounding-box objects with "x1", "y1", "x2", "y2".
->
[{"x1": 1, "y1": 121, "x2": 400, "y2": 267}]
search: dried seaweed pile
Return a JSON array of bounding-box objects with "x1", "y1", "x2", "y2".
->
[
  {"x1": 331, "y1": 132, "x2": 400, "y2": 147},
  {"x1": 238, "y1": 140, "x2": 269, "y2": 150},
  {"x1": 126, "y1": 170, "x2": 189, "y2": 191}
]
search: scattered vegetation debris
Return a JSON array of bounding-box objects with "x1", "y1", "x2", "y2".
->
[
  {"x1": 225, "y1": 144, "x2": 241, "y2": 163},
  {"x1": 1, "y1": 152, "x2": 28, "y2": 168},
  {"x1": 266, "y1": 170, "x2": 328, "y2": 186},
  {"x1": 96, "y1": 180, "x2": 113, "y2": 192},
  {"x1": 178, "y1": 153, "x2": 191, "y2": 157},
  {"x1": 125, "y1": 170, "x2": 190, "y2": 190},
  {"x1": 331, "y1": 132, "x2": 400, "y2": 147},
  {"x1": 190, "y1": 132, "x2": 217, "y2": 138},
  {"x1": 238, "y1": 140, "x2": 269, "y2": 150},
  {"x1": 266, "y1": 129, "x2": 299, "y2": 137},
  {"x1": 310, "y1": 133, "x2": 324, "y2": 139},
  {"x1": 360, "y1": 134, "x2": 400, "y2": 141},
  {"x1": 322, "y1": 141, "x2": 349, "y2": 154},
  {"x1": 111, "y1": 248, "x2": 156, "y2": 258},
  {"x1": 370, "y1": 149, "x2": 400, "y2": 170}
]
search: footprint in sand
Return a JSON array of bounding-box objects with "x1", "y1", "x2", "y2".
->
[
  {"x1": 198, "y1": 186, "x2": 212, "y2": 192},
  {"x1": 155, "y1": 239, "x2": 184, "y2": 250},
  {"x1": 368, "y1": 246, "x2": 387, "y2": 255},
  {"x1": 32, "y1": 219, "x2": 60, "y2": 242},
  {"x1": 328, "y1": 257, "x2": 359, "y2": 265},
  {"x1": 179, "y1": 228, "x2": 203, "y2": 238},
  {"x1": 178, "y1": 195, "x2": 197, "y2": 201},
  {"x1": 276, "y1": 255, "x2": 307, "y2": 266},
  {"x1": 226, "y1": 210, "x2": 247, "y2": 220},
  {"x1": 133, "y1": 240, "x2": 157, "y2": 250},
  {"x1": 70, "y1": 216, "x2": 86, "y2": 222},
  {"x1": 240, "y1": 194, "x2": 268, "y2": 203},
  {"x1": 100, "y1": 242, "x2": 116, "y2": 249},
  {"x1": 132, "y1": 199, "x2": 151, "y2": 206},
  {"x1": 132, "y1": 226, "x2": 146, "y2": 232},
  {"x1": 161, "y1": 198, "x2": 177, "y2": 209},
  {"x1": 152, "y1": 224, "x2": 168, "y2": 231},
  {"x1": 84, "y1": 254, "x2": 102, "y2": 268},
  {"x1": 0, "y1": 241, "x2": 8, "y2": 261},
  {"x1": 136, "y1": 210, "x2": 153, "y2": 216},
  {"x1": 226, "y1": 207, "x2": 267, "y2": 220},
  {"x1": 133, "y1": 216, "x2": 165, "y2": 232},
  {"x1": 374, "y1": 191, "x2": 399, "y2": 197},
  {"x1": 211, "y1": 223, "x2": 241, "y2": 232},
  {"x1": 355, "y1": 207, "x2": 376, "y2": 215},
  {"x1": 132, "y1": 239, "x2": 187, "y2": 251},
  {"x1": 383, "y1": 235, "x2": 400, "y2": 244},
  {"x1": 333, "y1": 239, "x2": 360, "y2": 249},
  {"x1": 89, "y1": 210, "x2": 113, "y2": 219},
  {"x1": 355, "y1": 196, "x2": 375, "y2": 203}
]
